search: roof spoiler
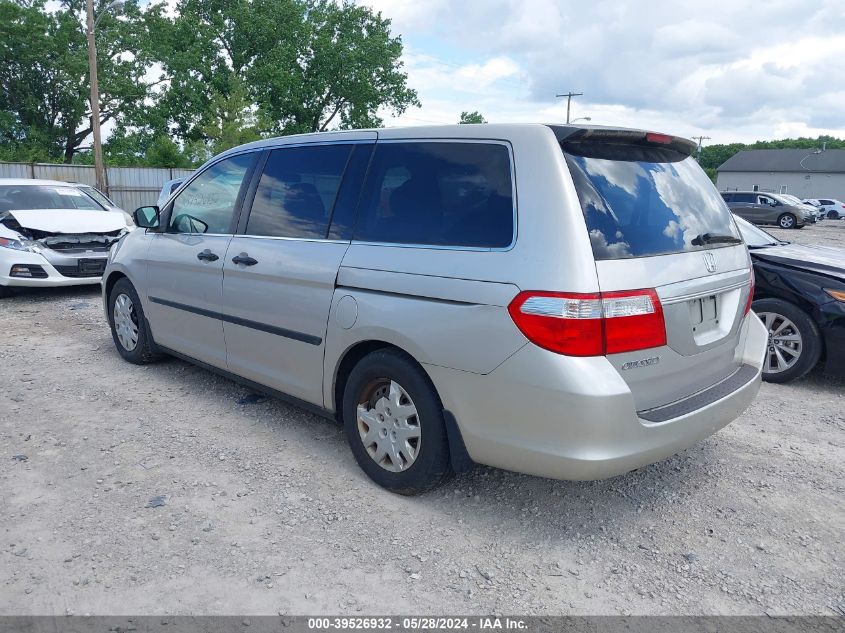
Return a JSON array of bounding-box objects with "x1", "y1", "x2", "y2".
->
[{"x1": 548, "y1": 125, "x2": 697, "y2": 159}]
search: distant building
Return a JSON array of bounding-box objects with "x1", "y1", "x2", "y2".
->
[{"x1": 716, "y1": 149, "x2": 845, "y2": 199}]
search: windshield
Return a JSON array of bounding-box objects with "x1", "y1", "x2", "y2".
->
[
  {"x1": 0, "y1": 185, "x2": 105, "y2": 211},
  {"x1": 565, "y1": 152, "x2": 741, "y2": 260},
  {"x1": 79, "y1": 185, "x2": 113, "y2": 208},
  {"x1": 734, "y1": 215, "x2": 779, "y2": 247},
  {"x1": 778, "y1": 194, "x2": 805, "y2": 206}
]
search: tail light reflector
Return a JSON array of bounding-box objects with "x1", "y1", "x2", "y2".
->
[
  {"x1": 744, "y1": 270, "x2": 755, "y2": 316},
  {"x1": 508, "y1": 289, "x2": 666, "y2": 357}
]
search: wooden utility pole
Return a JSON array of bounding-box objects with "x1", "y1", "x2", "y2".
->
[
  {"x1": 556, "y1": 91, "x2": 583, "y2": 124},
  {"x1": 86, "y1": 0, "x2": 106, "y2": 192}
]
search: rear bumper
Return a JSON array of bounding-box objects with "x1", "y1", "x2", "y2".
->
[
  {"x1": 425, "y1": 313, "x2": 767, "y2": 481},
  {"x1": 0, "y1": 249, "x2": 105, "y2": 288}
]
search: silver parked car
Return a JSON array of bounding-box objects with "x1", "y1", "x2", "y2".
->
[
  {"x1": 721, "y1": 191, "x2": 814, "y2": 229},
  {"x1": 156, "y1": 177, "x2": 186, "y2": 210},
  {"x1": 102, "y1": 124, "x2": 768, "y2": 494}
]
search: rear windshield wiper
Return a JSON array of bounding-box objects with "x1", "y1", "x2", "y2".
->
[{"x1": 691, "y1": 233, "x2": 743, "y2": 246}]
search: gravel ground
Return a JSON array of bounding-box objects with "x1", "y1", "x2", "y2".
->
[{"x1": 1, "y1": 222, "x2": 844, "y2": 616}]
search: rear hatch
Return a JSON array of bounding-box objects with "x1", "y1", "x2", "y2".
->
[{"x1": 559, "y1": 127, "x2": 753, "y2": 412}]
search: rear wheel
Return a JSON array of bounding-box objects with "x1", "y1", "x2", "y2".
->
[
  {"x1": 0, "y1": 285, "x2": 10, "y2": 299},
  {"x1": 828, "y1": 210, "x2": 840, "y2": 220},
  {"x1": 342, "y1": 349, "x2": 453, "y2": 495},
  {"x1": 753, "y1": 298, "x2": 821, "y2": 383},
  {"x1": 777, "y1": 213, "x2": 797, "y2": 229},
  {"x1": 108, "y1": 278, "x2": 163, "y2": 364}
]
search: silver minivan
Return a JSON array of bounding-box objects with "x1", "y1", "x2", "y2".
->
[
  {"x1": 103, "y1": 124, "x2": 768, "y2": 494},
  {"x1": 721, "y1": 191, "x2": 815, "y2": 229}
]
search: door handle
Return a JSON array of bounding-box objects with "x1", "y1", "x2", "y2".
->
[
  {"x1": 232, "y1": 253, "x2": 258, "y2": 266},
  {"x1": 197, "y1": 249, "x2": 219, "y2": 262}
]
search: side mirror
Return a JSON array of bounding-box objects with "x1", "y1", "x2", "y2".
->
[{"x1": 134, "y1": 206, "x2": 160, "y2": 228}]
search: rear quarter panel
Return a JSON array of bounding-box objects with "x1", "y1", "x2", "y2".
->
[{"x1": 323, "y1": 125, "x2": 601, "y2": 410}]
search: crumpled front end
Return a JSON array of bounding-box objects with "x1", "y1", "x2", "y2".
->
[{"x1": 0, "y1": 211, "x2": 125, "y2": 288}]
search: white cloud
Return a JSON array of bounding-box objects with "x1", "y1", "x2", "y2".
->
[{"x1": 367, "y1": 0, "x2": 845, "y2": 143}]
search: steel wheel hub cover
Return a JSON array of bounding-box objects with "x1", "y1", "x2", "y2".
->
[
  {"x1": 356, "y1": 380, "x2": 421, "y2": 472},
  {"x1": 113, "y1": 293, "x2": 139, "y2": 352}
]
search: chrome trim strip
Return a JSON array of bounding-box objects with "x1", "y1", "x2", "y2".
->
[
  {"x1": 662, "y1": 279, "x2": 750, "y2": 305},
  {"x1": 233, "y1": 235, "x2": 349, "y2": 244}
]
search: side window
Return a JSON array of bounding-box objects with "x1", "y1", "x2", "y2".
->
[
  {"x1": 733, "y1": 193, "x2": 754, "y2": 203},
  {"x1": 820, "y1": 199, "x2": 833, "y2": 206},
  {"x1": 721, "y1": 193, "x2": 733, "y2": 203},
  {"x1": 246, "y1": 144, "x2": 352, "y2": 239},
  {"x1": 169, "y1": 153, "x2": 254, "y2": 234},
  {"x1": 353, "y1": 142, "x2": 514, "y2": 248},
  {"x1": 758, "y1": 195, "x2": 773, "y2": 205}
]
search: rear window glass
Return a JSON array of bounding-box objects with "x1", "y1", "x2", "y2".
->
[
  {"x1": 565, "y1": 152, "x2": 740, "y2": 260},
  {"x1": 353, "y1": 142, "x2": 514, "y2": 248}
]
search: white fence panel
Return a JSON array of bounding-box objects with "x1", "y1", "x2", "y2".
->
[{"x1": 0, "y1": 163, "x2": 32, "y2": 178}]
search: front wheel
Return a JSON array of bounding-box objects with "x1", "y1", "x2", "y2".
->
[
  {"x1": 777, "y1": 213, "x2": 797, "y2": 229},
  {"x1": 753, "y1": 298, "x2": 822, "y2": 383},
  {"x1": 108, "y1": 278, "x2": 163, "y2": 364},
  {"x1": 342, "y1": 349, "x2": 453, "y2": 495}
]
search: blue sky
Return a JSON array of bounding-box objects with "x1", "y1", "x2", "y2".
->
[{"x1": 365, "y1": 0, "x2": 845, "y2": 144}]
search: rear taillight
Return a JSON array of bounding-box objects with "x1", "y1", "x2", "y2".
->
[
  {"x1": 744, "y1": 270, "x2": 755, "y2": 316},
  {"x1": 508, "y1": 289, "x2": 666, "y2": 357}
]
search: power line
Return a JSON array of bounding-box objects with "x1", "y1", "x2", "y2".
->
[{"x1": 555, "y1": 91, "x2": 583, "y2": 124}]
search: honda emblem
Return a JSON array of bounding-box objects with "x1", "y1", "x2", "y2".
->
[{"x1": 703, "y1": 252, "x2": 717, "y2": 273}]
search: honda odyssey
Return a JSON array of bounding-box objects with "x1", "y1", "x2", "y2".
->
[{"x1": 102, "y1": 124, "x2": 768, "y2": 494}]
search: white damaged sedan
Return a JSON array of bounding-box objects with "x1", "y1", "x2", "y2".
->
[{"x1": 0, "y1": 179, "x2": 127, "y2": 297}]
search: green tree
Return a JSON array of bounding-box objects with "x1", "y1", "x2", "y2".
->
[
  {"x1": 459, "y1": 111, "x2": 486, "y2": 124},
  {"x1": 152, "y1": 0, "x2": 419, "y2": 145},
  {"x1": 0, "y1": 0, "x2": 163, "y2": 163},
  {"x1": 144, "y1": 135, "x2": 194, "y2": 168}
]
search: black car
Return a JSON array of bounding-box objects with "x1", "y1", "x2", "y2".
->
[{"x1": 735, "y1": 216, "x2": 845, "y2": 383}]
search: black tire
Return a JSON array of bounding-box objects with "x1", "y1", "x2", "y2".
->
[
  {"x1": 828, "y1": 211, "x2": 840, "y2": 220},
  {"x1": 342, "y1": 349, "x2": 453, "y2": 495},
  {"x1": 107, "y1": 277, "x2": 163, "y2": 364},
  {"x1": 777, "y1": 213, "x2": 797, "y2": 229},
  {"x1": 0, "y1": 285, "x2": 11, "y2": 299},
  {"x1": 753, "y1": 298, "x2": 822, "y2": 383}
]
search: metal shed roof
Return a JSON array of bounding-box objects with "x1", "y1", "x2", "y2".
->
[{"x1": 717, "y1": 149, "x2": 845, "y2": 173}]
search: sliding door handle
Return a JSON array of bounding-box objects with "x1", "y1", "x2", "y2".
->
[{"x1": 232, "y1": 253, "x2": 258, "y2": 266}]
